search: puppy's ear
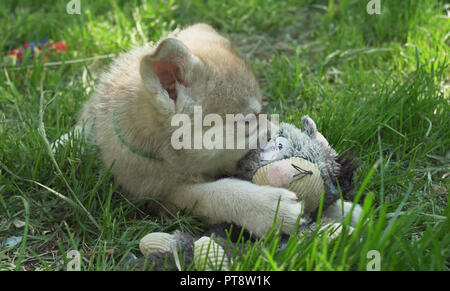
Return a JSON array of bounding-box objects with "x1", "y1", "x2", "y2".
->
[{"x1": 140, "y1": 38, "x2": 199, "y2": 113}]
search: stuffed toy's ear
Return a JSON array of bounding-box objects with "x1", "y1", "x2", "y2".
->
[
  {"x1": 140, "y1": 38, "x2": 200, "y2": 114},
  {"x1": 301, "y1": 115, "x2": 330, "y2": 149}
]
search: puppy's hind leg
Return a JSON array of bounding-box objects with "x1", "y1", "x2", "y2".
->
[
  {"x1": 322, "y1": 200, "x2": 362, "y2": 227},
  {"x1": 51, "y1": 120, "x2": 94, "y2": 154}
]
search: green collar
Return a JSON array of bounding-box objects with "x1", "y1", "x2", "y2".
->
[{"x1": 112, "y1": 111, "x2": 162, "y2": 161}]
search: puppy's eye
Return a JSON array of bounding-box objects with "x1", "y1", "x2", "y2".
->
[{"x1": 278, "y1": 143, "x2": 283, "y2": 150}]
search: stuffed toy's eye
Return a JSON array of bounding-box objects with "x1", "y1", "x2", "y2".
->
[
  {"x1": 260, "y1": 137, "x2": 290, "y2": 161},
  {"x1": 276, "y1": 137, "x2": 289, "y2": 151}
]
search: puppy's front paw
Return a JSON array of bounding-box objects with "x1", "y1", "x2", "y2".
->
[{"x1": 242, "y1": 186, "x2": 305, "y2": 237}]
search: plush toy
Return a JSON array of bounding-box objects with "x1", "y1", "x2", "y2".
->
[
  {"x1": 235, "y1": 115, "x2": 358, "y2": 217},
  {"x1": 121, "y1": 223, "x2": 247, "y2": 271},
  {"x1": 122, "y1": 116, "x2": 358, "y2": 271},
  {"x1": 121, "y1": 221, "x2": 348, "y2": 271}
]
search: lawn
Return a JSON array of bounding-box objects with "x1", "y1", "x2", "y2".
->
[{"x1": 0, "y1": 0, "x2": 448, "y2": 271}]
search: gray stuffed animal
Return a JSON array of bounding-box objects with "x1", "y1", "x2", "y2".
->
[{"x1": 235, "y1": 115, "x2": 358, "y2": 217}]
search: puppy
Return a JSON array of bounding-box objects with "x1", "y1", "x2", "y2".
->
[{"x1": 56, "y1": 24, "x2": 305, "y2": 237}]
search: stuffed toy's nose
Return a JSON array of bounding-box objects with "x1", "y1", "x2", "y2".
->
[
  {"x1": 265, "y1": 160, "x2": 296, "y2": 187},
  {"x1": 252, "y1": 157, "x2": 325, "y2": 213}
]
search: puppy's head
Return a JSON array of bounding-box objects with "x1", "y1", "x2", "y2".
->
[
  {"x1": 140, "y1": 23, "x2": 262, "y2": 116},
  {"x1": 140, "y1": 24, "x2": 263, "y2": 175}
]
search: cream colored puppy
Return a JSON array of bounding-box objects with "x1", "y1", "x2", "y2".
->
[{"x1": 57, "y1": 24, "x2": 304, "y2": 237}]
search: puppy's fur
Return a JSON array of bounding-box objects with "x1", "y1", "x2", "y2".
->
[{"x1": 57, "y1": 24, "x2": 357, "y2": 237}]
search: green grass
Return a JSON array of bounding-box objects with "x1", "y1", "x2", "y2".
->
[{"x1": 0, "y1": 0, "x2": 448, "y2": 270}]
